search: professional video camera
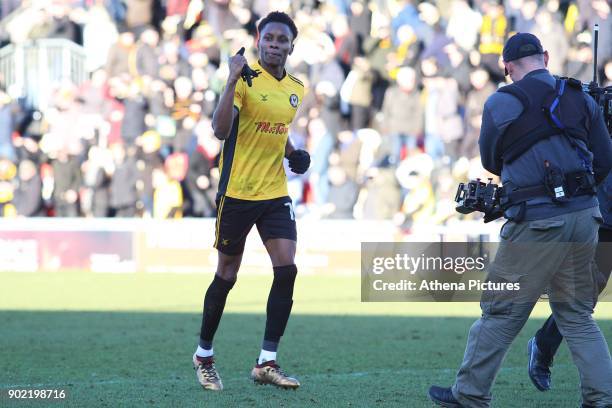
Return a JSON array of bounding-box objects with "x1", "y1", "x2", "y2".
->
[
  {"x1": 455, "y1": 178, "x2": 503, "y2": 223},
  {"x1": 584, "y1": 83, "x2": 611, "y2": 134}
]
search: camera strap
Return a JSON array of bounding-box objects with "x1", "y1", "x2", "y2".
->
[
  {"x1": 498, "y1": 77, "x2": 591, "y2": 165},
  {"x1": 548, "y1": 79, "x2": 593, "y2": 172}
]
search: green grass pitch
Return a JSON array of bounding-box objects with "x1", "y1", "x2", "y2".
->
[{"x1": 1, "y1": 272, "x2": 611, "y2": 407}]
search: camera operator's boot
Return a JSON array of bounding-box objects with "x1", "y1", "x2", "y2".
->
[
  {"x1": 527, "y1": 337, "x2": 552, "y2": 391},
  {"x1": 428, "y1": 385, "x2": 465, "y2": 407}
]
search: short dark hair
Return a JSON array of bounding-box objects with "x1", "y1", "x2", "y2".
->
[
  {"x1": 514, "y1": 53, "x2": 545, "y2": 67},
  {"x1": 257, "y1": 11, "x2": 298, "y2": 41}
]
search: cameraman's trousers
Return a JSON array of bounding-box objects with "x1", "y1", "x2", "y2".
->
[
  {"x1": 452, "y1": 206, "x2": 612, "y2": 408},
  {"x1": 535, "y1": 227, "x2": 612, "y2": 362}
]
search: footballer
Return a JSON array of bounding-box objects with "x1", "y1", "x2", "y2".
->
[{"x1": 192, "y1": 11, "x2": 310, "y2": 391}]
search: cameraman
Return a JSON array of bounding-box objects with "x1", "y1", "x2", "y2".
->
[{"x1": 429, "y1": 33, "x2": 612, "y2": 407}]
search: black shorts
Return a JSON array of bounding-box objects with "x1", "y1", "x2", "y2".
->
[{"x1": 214, "y1": 195, "x2": 297, "y2": 255}]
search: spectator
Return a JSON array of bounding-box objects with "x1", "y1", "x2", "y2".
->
[
  {"x1": 136, "y1": 130, "x2": 164, "y2": 217},
  {"x1": 324, "y1": 164, "x2": 359, "y2": 219},
  {"x1": 120, "y1": 80, "x2": 148, "y2": 146},
  {"x1": 171, "y1": 76, "x2": 200, "y2": 152},
  {"x1": 109, "y1": 144, "x2": 139, "y2": 217},
  {"x1": 158, "y1": 39, "x2": 191, "y2": 88},
  {"x1": 565, "y1": 37, "x2": 594, "y2": 82},
  {"x1": 532, "y1": 8, "x2": 568, "y2": 74},
  {"x1": 153, "y1": 167, "x2": 183, "y2": 218},
  {"x1": 340, "y1": 56, "x2": 374, "y2": 130},
  {"x1": 106, "y1": 31, "x2": 136, "y2": 79},
  {"x1": 0, "y1": 90, "x2": 16, "y2": 162},
  {"x1": 78, "y1": 69, "x2": 111, "y2": 140},
  {"x1": 444, "y1": 43, "x2": 473, "y2": 96},
  {"x1": 83, "y1": 5, "x2": 119, "y2": 72},
  {"x1": 388, "y1": 24, "x2": 421, "y2": 76},
  {"x1": 447, "y1": 0, "x2": 482, "y2": 52},
  {"x1": 332, "y1": 15, "x2": 358, "y2": 75},
  {"x1": 363, "y1": 21, "x2": 394, "y2": 110},
  {"x1": 186, "y1": 122, "x2": 219, "y2": 217},
  {"x1": 14, "y1": 160, "x2": 44, "y2": 217},
  {"x1": 46, "y1": 85, "x2": 90, "y2": 153},
  {"x1": 360, "y1": 165, "x2": 401, "y2": 220},
  {"x1": 51, "y1": 150, "x2": 81, "y2": 217},
  {"x1": 349, "y1": 0, "x2": 372, "y2": 53},
  {"x1": 136, "y1": 27, "x2": 160, "y2": 79},
  {"x1": 307, "y1": 34, "x2": 345, "y2": 137},
  {"x1": 460, "y1": 66, "x2": 495, "y2": 160},
  {"x1": 13, "y1": 135, "x2": 43, "y2": 166},
  {"x1": 396, "y1": 152, "x2": 435, "y2": 231},
  {"x1": 576, "y1": 0, "x2": 611, "y2": 61},
  {"x1": 336, "y1": 129, "x2": 362, "y2": 183},
  {"x1": 81, "y1": 146, "x2": 112, "y2": 217},
  {"x1": 35, "y1": 4, "x2": 82, "y2": 44},
  {"x1": 380, "y1": 66, "x2": 423, "y2": 166},
  {"x1": 190, "y1": 61, "x2": 216, "y2": 118},
  {"x1": 513, "y1": 0, "x2": 538, "y2": 32},
  {"x1": 392, "y1": 0, "x2": 430, "y2": 47},
  {"x1": 147, "y1": 79, "x2": 175, "y2": 139},
  {"x1": 478, "y1": 0, "x2": 507, "y2": 83},
  {"x1": 125, "y1": 0, "x2": 156, "y2": 31},
  {"x1": 307, "y1": 119, "x2": 335, "y2": 206},
  {"x1": 419, "y1": 3, "x2": 452, "y2": 70},
  {"x1": 421, "y1": 58, "x2": 462, "y2": 161},
  {"x1": 205, "y1": 0, "x2": 241, "y2": 38},
  {"x1": 0, "y1": 158, "x2": 16, "y2": 217}
]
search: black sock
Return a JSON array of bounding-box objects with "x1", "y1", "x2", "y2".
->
[
  {"x1": 199, "y1": 275, "x2": 235, "y2": 348},
  {"x1": 535, "y1": 315, "x2": 562, "y2": 359},
  {"x1": 263, "y1": 265, "x2": 297, "y2": 346}
]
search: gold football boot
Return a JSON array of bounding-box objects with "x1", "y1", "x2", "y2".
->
[
  {"x1": 250, "y1": 360, "x2": 300, "y2": 389},
  {"x1": 193, "y1": 354, "x2": 223, "y2": 391}
]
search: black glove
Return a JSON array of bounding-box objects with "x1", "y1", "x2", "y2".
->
[
  {"x1": 288, "y1": 149, "x2": 310, "y2": 174},
  {"x1": 236, "y1": 47, "x2": 259, "y2": 87}
]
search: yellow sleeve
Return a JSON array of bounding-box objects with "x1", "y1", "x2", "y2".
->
[{"x1": 233, "y1": 77, "x2": 247, "y2": 111}]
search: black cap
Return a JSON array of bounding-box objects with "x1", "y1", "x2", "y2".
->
[{"x1": 502, "y1": 33, "x2": 544, "y2": 62}]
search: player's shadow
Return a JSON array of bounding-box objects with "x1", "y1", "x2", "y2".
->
[{"x1": 1, "y1": 311, "x2": 609, "y2": 407}]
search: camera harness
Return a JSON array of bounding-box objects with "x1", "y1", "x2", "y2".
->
[{"x1": 494, "y1": 75, "x2": 597, "y2": 221}]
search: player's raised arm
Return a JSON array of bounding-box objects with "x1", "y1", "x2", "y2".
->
[{"x1": 212, "y1": 50, "x2": 247, "y2": 140}]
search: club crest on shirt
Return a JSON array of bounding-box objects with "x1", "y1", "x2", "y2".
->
[{"x1": 289, "y1": 94, "x2": 299, "y2": 108}]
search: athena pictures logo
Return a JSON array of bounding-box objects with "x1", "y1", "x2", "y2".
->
[{"x1": 289, "y1": 94, "x2": 299, "y2": 108}]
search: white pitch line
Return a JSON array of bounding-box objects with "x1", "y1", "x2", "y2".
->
[{"x1": 0, "y1": 364, "x2": 573, "y2": 389}]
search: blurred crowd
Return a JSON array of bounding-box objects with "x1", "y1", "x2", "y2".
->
[{"x1": 0, "y1": 0, "x2": 610, "y2": 229}]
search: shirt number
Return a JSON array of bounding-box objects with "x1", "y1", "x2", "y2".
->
[{"x1": 284, "y1": 202, "x2": 295, "y2": 221}]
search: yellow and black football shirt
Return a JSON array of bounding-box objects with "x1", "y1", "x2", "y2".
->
[{"x1": 217, "y1": 60, "x2": 304, "y2": 201}]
